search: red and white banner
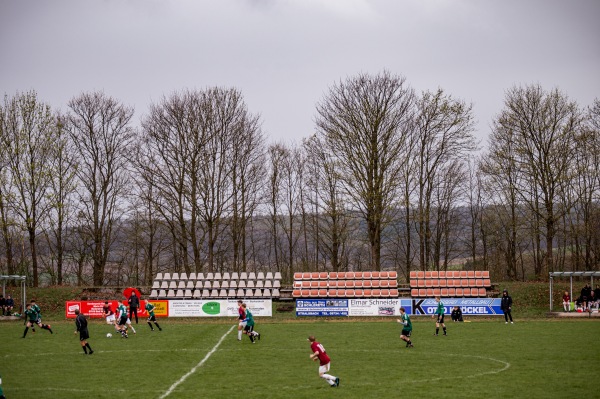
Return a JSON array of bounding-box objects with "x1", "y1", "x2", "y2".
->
[
  {"x1": 65, "y1": 300, "x2": 169, "y2": 319},
  {"x1": 65, "y1": 299, "x2": 271, "y2": 318}
]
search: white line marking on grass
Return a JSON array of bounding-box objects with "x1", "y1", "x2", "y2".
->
[{"x1": 158, "y1": 324, "x2": 235, "y2": 399}]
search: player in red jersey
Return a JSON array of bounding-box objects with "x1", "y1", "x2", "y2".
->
[
  {"x1": 308, "y1": 335, "x2": 339, "y2": 388},
  {"x1": 237, "y1": 299, "x2": 246, "y2": 341}
]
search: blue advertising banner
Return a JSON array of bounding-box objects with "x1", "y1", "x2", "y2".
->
[
  {"x1": 295, "y1": 298, "x2": 502, "y2": 317},
  {"x1": 411, "y1": 298, "x2": 502, "y2": 316}
]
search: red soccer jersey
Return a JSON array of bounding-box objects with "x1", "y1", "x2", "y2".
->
[
  {"x1": 311, "y1": 341, "x2": 331, "y2": 366},
  {"x1": 238, "y1": 306, "x2": 246, "y2": 320}
]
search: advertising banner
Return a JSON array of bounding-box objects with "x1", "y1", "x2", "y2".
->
[
  {"x1": 66, "y1": 299, "x2": 271, "y2": 318},
  {"x1": 65, "y1": 300, "x2": 168, "y2": 319},
  {"x1": 348, "y1": 298, "x2": 402, "y2": 316},
  {"x1": 295, "y1": 299, "x2": 349, "y2": 316},
  {"x1": 295, "y1": 298, "x2": 501, "y2": 317},
  {"x1": 168, "y1": 299, "x2": 272, "y2": 317},
  {"x1": 410, "y1": 298, "x2": 502, "y2": 316}
]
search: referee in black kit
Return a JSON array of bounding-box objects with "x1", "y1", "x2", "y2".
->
[{"x1": 74, "y1": 309, "x2": 94, "y2": 355}]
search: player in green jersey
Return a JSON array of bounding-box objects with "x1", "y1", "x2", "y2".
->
[
  {"x1": 432, "y1": 296, "x2": 447, "y2": 336},
  {"x1": 145, "y1": 299, "x2": 162, "y2": 331},
  {"x1": 241, "y1": 303, "x2": 260, "y2": 343},
  {"x1": 29, "y1": 299, "x2": 53, "y2": 334},
  {"x1": 0, "y1": 371, "x2": 5, "y2": 399},
  {"x1": 397, "y1": 307, "x2": 414, "y2": 348},
  {"x1": 116, "y1": 301, "x2": 129, "y2": 338},
  {"x1": 22, "y1": 303, "x2": 41, "y2": 338}
]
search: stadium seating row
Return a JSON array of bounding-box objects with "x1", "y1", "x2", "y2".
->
[
  {"x1": 409, "y1": 270, "x2": 490, "y2": 279},
  {"x1": 294, "y1": 271, "x2": 398, "y2": 280},
  {"x1": 153, "y1": 280, "x2": 281, "y2": 290},
  {"x1": 151, "y1": 288, "x2": 280, "y2": 299},
  {"x1": 155, "y1": 271, "x2": 282, "y2": 281},
  {"x1": 409, "y1": 279, "x2": 491, "y2": 288},
  {"x1": 292, "y1": 288, "x2": 400, "y2": 298},
  {"x1": 411, "y1": 288, "x2": 487, "y2": 297},
  {"x1": 293, "y1": 280, "x2": 398, "y2": 289}
]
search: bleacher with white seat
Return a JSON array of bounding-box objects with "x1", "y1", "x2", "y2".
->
[{"x1": 152, "y1": 269, "x2": 284, "y2": 300}]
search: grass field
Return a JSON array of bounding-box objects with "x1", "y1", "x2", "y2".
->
[{"x1": 1, "y1": 317, "x2": 599, "y2": 399}]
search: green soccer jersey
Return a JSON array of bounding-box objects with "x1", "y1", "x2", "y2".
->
[
  {"x1": 244, "y1": 309, "x2": 255, "y2": 327},
  {"x1": 117, "y1": 304, "x2": 128, "y2": 318},
  {"x1": 145, "y1": 302, "x2": 155, "y2": 317},
  {"x1": 32, "y1": 303, "x2": 41, "y2": 318},
  {"x1": 25, "y1": 308, "x2": 38, "y2": 322},
  {"x1": 400, "y1": 313, "x2": 412, "y2": 331},
  {"x1": 435, "y1": 301, "x2": 445, "y2": 315}
]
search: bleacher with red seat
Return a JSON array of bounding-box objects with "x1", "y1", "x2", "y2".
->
[
  {"x1": 409, "y1": 270, "x2": 492, "y2": 298},
  {"x1": 292, "y1": 271, "x2": 400, "y2": 299}
]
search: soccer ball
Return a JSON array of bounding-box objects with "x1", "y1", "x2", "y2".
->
[{"x1": 106, "y1": 333, "x2": 112, "y2": 338}]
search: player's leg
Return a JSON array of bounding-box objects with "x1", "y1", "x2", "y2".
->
[
  {"x1": 245, "y1": 325, "x2": 255, "y2": 343},
  {"x1": 147, "y1": 316, "x2": 154, "y2": 331},
  {"x1": 127, "y1": 319, "x2": 136, "y2": 334},
  {"x1": 319, "y1": 363, "x2": 336, "y2": 386},
  {"x1": 22, "y1": 321, "x2": 32, "y2": 338}
]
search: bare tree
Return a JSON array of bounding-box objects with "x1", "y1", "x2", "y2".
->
[
  {"x1": 229, "y1": 117, "x2": 265, "y2": 273},
  {"x1": 492, "y1": 84, "x2": 582, "y2": 277},
  {"x1": 0, "y1": 91, "x2": 57, "y2": 286},
  {"x1": 67, "y1": 91, "x2": 135, "y2": 286},
  {"x1": 315, "y1": 71, "x2": 415, "y2": 270},
  {"x1": 43, "y1": 113, "x2": 79, "y2": 284},
  {"x1": 265, "y1": 144, "x2": 287, "y2": 275},
  {"x1": 303, "y1": 135, "x2": 351, "y2": 272},
  {"x1": 140, "y1": 91, "x2": 202, "y2": 274},
  {"x1": 414, "y1": 89, "x2": 477, "y2": 270}
]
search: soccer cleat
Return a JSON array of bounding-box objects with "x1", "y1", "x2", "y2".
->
[
  {"x1": 433, "y1": 334, "x2": 438, "y2": 336},
  {"x1": 505, "y1": 322, "x2": 508, "y2": 324},
  {"x1": 159, "y1": 327, "x2": 162, "y2": 331},
  {"x1": 88, "y1": 350, "x2": 94, "y2": 355},
  {"x1": 335, "y1": 377, "x2": 340, "y2": 387},
  {"x1": 257, "y1": 333, "x2": 261, "y2": 341},
  {"x1": 511, "y1": 322, "x2": 514, "y2": 324},
  {"x1": 408, "y1": 343, "x2": 414, "y2": 348}
]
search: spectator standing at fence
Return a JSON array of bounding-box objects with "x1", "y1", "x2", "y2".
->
[
  {"x1": 308, "y1": 335, "x2": 340, "y2": 388},
  {"x1": 501, "y1": 289, "x2": 514, "y2": 324},
  {"x1": 562, "y1": 291, "x2": 571, "y2": 312},
  {"x1": 432, "y1": 296, "x2": 447, "y2": 336},
  {"x1": 4, "y1": 295, "x2": 13, "y2": 316},
  {"x1": 397, "y1": 307, "x2": 414, "y2": 348},
  {"x1": 74, "y1": 309, "x2": 94, "y2": 355},
  {"x1": 128, "y1": 291, "x2": 139, "y2": 324}
]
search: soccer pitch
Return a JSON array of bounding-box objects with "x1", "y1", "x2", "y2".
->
[{"x1": 1, "y1": 318, "x2": 598, "y2": 398}]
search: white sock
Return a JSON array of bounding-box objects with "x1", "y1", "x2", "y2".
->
[
  {"x1": 130, "y1": 326, "x2": 136, "y2": 333},
  {"x1": 322, "y1": 374, "x2": 335, "y2": 385}
]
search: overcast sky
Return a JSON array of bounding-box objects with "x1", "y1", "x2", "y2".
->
[{"x1": 1, "y1": 0, "x2": 598, "y2": 147}]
